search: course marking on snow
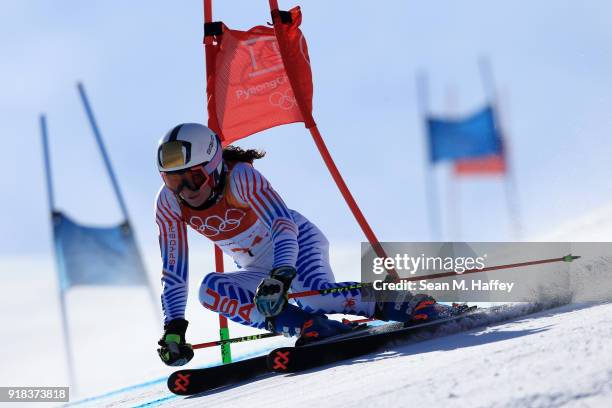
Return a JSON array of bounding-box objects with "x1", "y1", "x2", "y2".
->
[
  {"x1": 132, "y1": 395, "x2": 178, "y2": 407},
  {"x1": 62, "y1": 377, "x2": 168, "y2": 407},
  {"x1": 63, "y1": 347, "x2": 274, "y2": 407}
]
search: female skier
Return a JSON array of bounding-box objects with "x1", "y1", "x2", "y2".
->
[{"x1": 155, "y1": 123, "x2": 441, "y2": 366}]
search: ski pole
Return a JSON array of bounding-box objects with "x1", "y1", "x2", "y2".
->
[
  {"x1": 193, "y1": 332, "x2": 278, "y2": 350},
  {"x1": 288, "y1": 254, "x2": 580, "y2": 299},
  {"x1": 192, "y1": 317, "x2": 374, "y2": 350},
  {"x1": 194, "y1": 255, "x2": 579, "y2": 350},
  {"x1": 398, "y1": 254, "x2": 581, "y2": 283}
]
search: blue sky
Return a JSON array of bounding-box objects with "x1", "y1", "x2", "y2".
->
[{"x1": 1, "y1": 0, "x2": 611, "y2": 258}]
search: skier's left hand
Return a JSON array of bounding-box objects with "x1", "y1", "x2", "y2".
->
[
  {"x1": 254, "y1": 266, "x2": 297, "y2": 318},
  {"x1": 157, "y1": 318, "x2": 194, "y2": 366}
]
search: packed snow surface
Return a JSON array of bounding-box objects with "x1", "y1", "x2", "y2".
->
[
  {"x1": 3, "y1": 205, "x2": 611, "y2": 407},
  {"x1": 65, "y1": 301, "x2": 612, "y2": 407}
]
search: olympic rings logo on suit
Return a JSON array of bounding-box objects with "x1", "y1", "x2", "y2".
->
[{"x1": 189, "y1": 209, "x2": 246, "y2": 237}]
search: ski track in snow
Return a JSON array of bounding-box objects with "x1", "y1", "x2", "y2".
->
[{"x1": 66, "y1": 301, "x2": 612, "y2": 408}]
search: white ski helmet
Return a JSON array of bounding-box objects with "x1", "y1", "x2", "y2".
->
[
  {"x1": 157, "y1": 123, "x2": 222, "y2": 173},
  {"x1": 157, "y1": 123, "x2": 225, "y2": 199}
]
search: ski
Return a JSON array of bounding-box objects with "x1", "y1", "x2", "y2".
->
[
  {"x1": 166, "y1": 321, "x2": 369, "y2": 395},
  {"x1": 167, "y1": 354, "x2": 269, "y2": 395},
  {"x1": 267, "y1": 306, "x2": 478, "y2": 373},
  {"x1": 168, "y1": 306, "x2": 479, "y2": 395}
]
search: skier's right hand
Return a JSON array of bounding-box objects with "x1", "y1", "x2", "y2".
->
[
  {"x1": 157, "y1": 318, "x2": 194, "y2": 366},
  {"x1": 254, "y1": 266, "x2": 297, "y2": 318}
]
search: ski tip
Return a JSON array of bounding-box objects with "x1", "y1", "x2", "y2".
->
[
  {"x1": 167, "y1": 371, "x2": 193, "y2": 395},
  {"x1": 267, "y1": 348, "x2": 293, "y2": 373}
]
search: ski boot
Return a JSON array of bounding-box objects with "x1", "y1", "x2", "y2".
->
[
  {"x1": 295, "y1": 314, "x2": 360, "y2": 346},
  {"x1": 374, "y1": 293, "x2": 467, "y2": 325},
  {"x1": 267, "y1": 304, "x2": 356, "y2": 345}
]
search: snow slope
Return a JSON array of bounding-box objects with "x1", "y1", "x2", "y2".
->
[
  {"x1": 64, "y1": 204, "x2": 612, "y2": 407},
  {"x1": 66, "y1": 301, "x2": 612, "y2": 408},
  {"x1": 3, "y1": 204, "x2": 612, "y2": 407}
]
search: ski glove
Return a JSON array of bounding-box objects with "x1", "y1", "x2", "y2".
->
[
  {"x1": 157, "y1": 318, "x2": 194, "y2": 367},
  {"x1": 254, "y1": 266, "x2": 297, "y2": 318}
]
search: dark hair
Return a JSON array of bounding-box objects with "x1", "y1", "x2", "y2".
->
[{"x1": 222, "y1": 145, "x2": 266, "y2": 163}]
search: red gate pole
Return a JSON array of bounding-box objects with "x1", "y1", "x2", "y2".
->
[
  {"x1": 309, "y1": 126, "x2": 393, "y2": 272},
  {"x1": 268, "y1": 0, "x2": 398, "y2": 280},
  {"x1": 203, "y1": 0, "x2": 232, "y2": 364},
  {"x1": 214, "y1": 245, "x2": 231, "y2": 363}
]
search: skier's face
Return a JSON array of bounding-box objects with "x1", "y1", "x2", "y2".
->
[
  {"x1": 161, "y1": 165, "x2": 214, "y2": 206},
  {"x1": 179, "y1": 182, "x2": 213, "y2": 207}
]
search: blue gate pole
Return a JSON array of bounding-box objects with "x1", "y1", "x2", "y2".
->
[
  {"x1": 40, "y1": 115, "x2": 77, "y2": 391},
  {"x1": 77, "y1": 83, "x2": 160, "y2": 317},
  {"x1": 40, "y1": 115, "x2": 55, "y2": 211},
  {"x1": 416, "y1": 72, "x2": 442, "y2": 241},
  {"x1": 76, "y1": 82, "x2": 130, "y2": 221},
  {"x1": 477, "y1": 57, "x2": 522, "y2": 240}
]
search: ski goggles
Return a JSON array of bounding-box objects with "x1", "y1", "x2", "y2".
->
[
  {"x1": 161, "y1": 165, "x2": 212, "y2": 194},
  {"x1": 158, "y1": 140, "x2": 192, "y2": 171},
  {"x1": 159, "y1": 139, "x2": 223, "y2": 193}
]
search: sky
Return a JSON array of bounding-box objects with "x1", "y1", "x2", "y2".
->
[
  {"x1": 1, "y1": 1, "x2": 611, "y2": 395},
  {"x1": 1, "y1": 0, "x2": 611, "y2": 263}
]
